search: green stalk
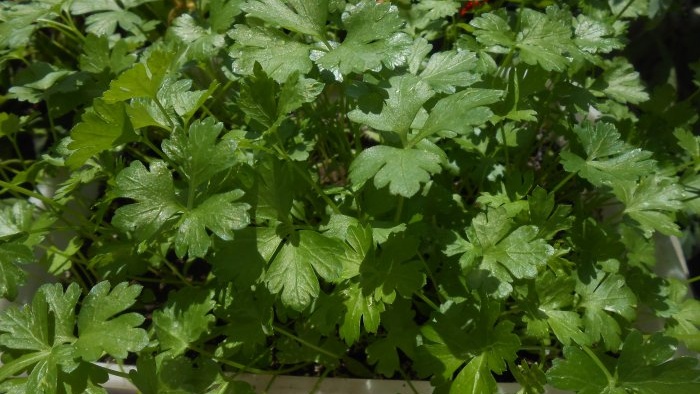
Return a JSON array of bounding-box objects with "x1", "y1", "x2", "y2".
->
[
  {"x1": 273, "y1": 324, "x2": 342, "y2": 359},
  {"x1": 582, "y1": 346, "x2": 616, "y2": 386}
]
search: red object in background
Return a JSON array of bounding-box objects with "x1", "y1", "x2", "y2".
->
[{"x1": 459, "y1": 0, "x2": 491, "y2": 16}]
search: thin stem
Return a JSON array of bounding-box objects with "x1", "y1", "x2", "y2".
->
[
  {"x1": 188, "y1": 345, "x2": 270, "y2": 374},
  {"x1": 613, "y1": 0, "x2": 636, "y2": 21},
  {"x1": 414, "y1": 290, "x2": 440, "y2": 312},
  {"x1": 153, "y1": 97, "x2": 176, "y2": 129},
  {"x1": 93, "y1": 363, "x2": 131, "y2": 379},
  {"x1": 162, "y1": 259, "x2": 192, "y2": 286},
  {"x1": 0, "y1": 180, "x2": 60, "y2": 211},
  {"x1": 393, "y1": 196, "x2": 404, "y2": 223},
  {"x1": 273, "y1": 324, "x2": 342, "y2": 360},
  {"x1": 416, "y1": 254, "x2": 444, "y2": 302},
  {"x1": 551, "y1": 172, "x2": 575, "y2": 194},
  {"x1": 581, "y1": 346, "x2": 615, "y2": 386},
  {"x1": 399, "y1": 369, "x2": 420, "y2": 394},
  {"x1": 271, "y1": 144, "x2": 341, "y2": 214},
  {"x1": 687, "y1": 275, "x2": 700, "y2": 284},
  {"x1": 309, "y1": 367, "x2": 330, "y2": 394}
]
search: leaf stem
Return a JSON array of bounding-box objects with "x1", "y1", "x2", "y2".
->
[
  {"x1": 393, "y1": 195, "x2": 404, "y2": 223},
  {"x1": 188, "y1": 344, "x2": 270, "y2": 374},
  {"x1": 153, "y1": 97, "x2": 176, "y2": 130},
  {"x1": 613, "y1": 0, "x2": 636, "y2": 21},
  {"x1": 93, "y1": 363, "x2": 132, "y2": 379},
  {"x1": 581, "y1": 346, "x2": 616, "y2": 386},
  {"x1": 551, "y1": 172, "x2": 575, "y2": 194},
  {"x1": 414, "y1": 290, "x2": 440, "y2": 312},
  {"x1": 273, "y1": 324, "x2": 342, "y2": 359},
  {"x1": 271, "y1": 144, "x2": 341, "y2": 214}
]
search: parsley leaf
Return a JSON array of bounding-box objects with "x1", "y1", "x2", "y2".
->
[
  {"x1": 418, "y1": 50, "x2": 481, "y2": 94},
  {"x1": 153, "y1": 288, "x2": 216, "y2": 357},
  {"x1": 449, "y1": 207, "x2": 554, "y2": 298},
  {"x1": 548, "y1": 331, "x2": 700, "y2": 393},
  {"x1": 70, "y1": 0, "x2": 157, "y2": 37},
  {"x1": 348, "y1": 144, "x2": 443, "y2": 198},
  {"x1": 67, "y1": 99, "x2": 137, "y2": 169},
  {"x1": 229, "y1": 25, "x2": 313, "y2": 83},
  {"x1": 348, "y1": 75, "x2": 435, "y2": 140},
  {"x1": 74, "y1": 281, "x2": 149, "y2": 361},
  {"x1": 312, "y1": 0, "x2": 412, "y2": 79},
  {"x1": 613, "y1": 175, "x2": 685, "y2": 237},
  {"x1": 0, "y1": 282, "x2": 146, "y2": 393},
  {"x1": 241, "y1": 0, "x2": 327, "y2": 38},
  {"x1": 522, "y1": 272, "x2": 590, "y2": 346},
  {"x1": 366, "y1": 300, "x2": 418, "y2": 376},
  {"x1": 594, "y1": 58, "x2": 650, "y2": 104},
  {"x1": 411, "y1": 88, "x2": 502, "y2": 143},
  {"x1": 339, "y1": 282, "x2": 384, "y2": 345},
  {"x1": 162, "y1": 117, "x2": 238, "y2": 189},
  {"x1": 0, "y1": 243, "x2": 32, "y2": 300},
  {"x1": 576, "y1": 267, "x2": 637, "y2": 350},
  {"x1": 471, "y1": 7, "x2": 575, "y2": 71},
  {"x1": 103, "y1": 49, "x2": 172, "y2": 102},
  {"x1": 113, "y1": 117, "x2": 250, "y2": 257},
  {"x1": 112, "y1": 160, "x2": 181, "y2": 241},
  {"x1": 265, "y1": 230, "x2": 344, "y2": 311},
  {"x1": 560, "y1": 122, "x2": 656, "y2": 186},
  {"x1": 171, "y1": 14, "x2": 226, "y2": 60}
]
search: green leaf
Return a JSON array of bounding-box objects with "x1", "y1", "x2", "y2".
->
[
  {"x1": 524, "y1": 186, "x2": 573, "y2": 240},
  {"x1": 0, "y1": 282, "x2": 143, "y2": 392},
  {"x1": 113, "y1": 121, "x2": 250, "y2": 258},
  {"x1": 366, "y1": 300, "x2": 418, "y2": 376},
  {"x1": 613, "y1": 175, "x2": 685, "y2": 237},
  {"x1": 171, "y1": 14, "x2": 226, "y2": 60},
  {"x1": 67, "y1": 99, "x2": 137, "y2": 169},
  {"x1": 418, "y1": 50, "x2": 480, "y2": 93},
  {"x1": 349, "y1": 144, "x2": 443, "y2": 198},
  {"x1": 265, "y1": 230, "x2": 345, "y2": 311},
  {"x1": 573, "y1": 14, "x2": 622, "y2": 55},
  {"x1": 597, "y1": 58, "x2": 649, "y2": 104},
  {"x1": 417, "y1": 300, "x2": 520, "y2": 392},
  {"x1": 548, "y1": 331, "x2": 700, "y2": 394},
  {"x1": 412, "y1": 88, "x2": 502, "y2": 143},
  {"x1": 70, "y1": 0, "x2": 157, "y2": 37},
  {"x1": 576, "y1": 268, "x2": 637, "y2": 350},
  {"x1": 560, "y1": 122, "x2": 656, "y2": 187},
  {"x1": 451, "y1": 354, "x2": 498, "y2": 394},
  {"x1": 360, "y1": 234, "x2": 425, "y2": 304},
  {"x1": 153, "y1": 288, "x2": 216, "y2": 357},
  {"x1": 666, "y1": 297, "x2": 700, "y2": 352},
  {"x1": 546, "y1": 346, "x2": 614, "y2": 394},
  {"x1": 241, "y1": 0, "x2": 328, "y2": 38},
  {"x1": 471, "y1": 7, "x2": 575, "y2": 71},
  {"x1": 112, "y1": 160, "x2": 182, "y2": 240},
  {"x1": 174, "y1": 190, "x2": 250, "y2": 258},
  {"x1": 103, "y1": 49, "x2": 172, "y2": 102},
  {"x1": 229, "y1": 25, "x2": 313, "y2": 83},
  {"x1": 313, "y1": 0, "x2": 412, "y2": 79},
  {"x1": 339, "y1": 281, "x2": 384, "y2": 345},
  {"x1": 79, "y1": 34, "x2": 135, "y2": 74},
  {"x1": 74, "y1": 281, "x2": 149, "y2": 361},
  {"x1": 130, "y1": 354, "x2": 220, "y2": 394},
  {"x1": 523, "y1": 272, "x2": 589, "y2": 346},
  {"x1": 0, "y1": 243, "x2": 31, "y2": 300},
  {"x1": 348, "y1": 75, "x2": 435, "y2": 138},
  {"x1": 209, "y1": 0, "x2": 243, "y2": 32},
  {"x1": 455, "y1": 207, "x2": 554, "y2": 297},
  {"x1": 162, "y1": 117, "x2": 238, "y2": 189}
]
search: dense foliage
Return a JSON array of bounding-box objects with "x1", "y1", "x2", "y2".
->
[{"x1": 1, "y1": 0, "x2": 700, "y2": 392}]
